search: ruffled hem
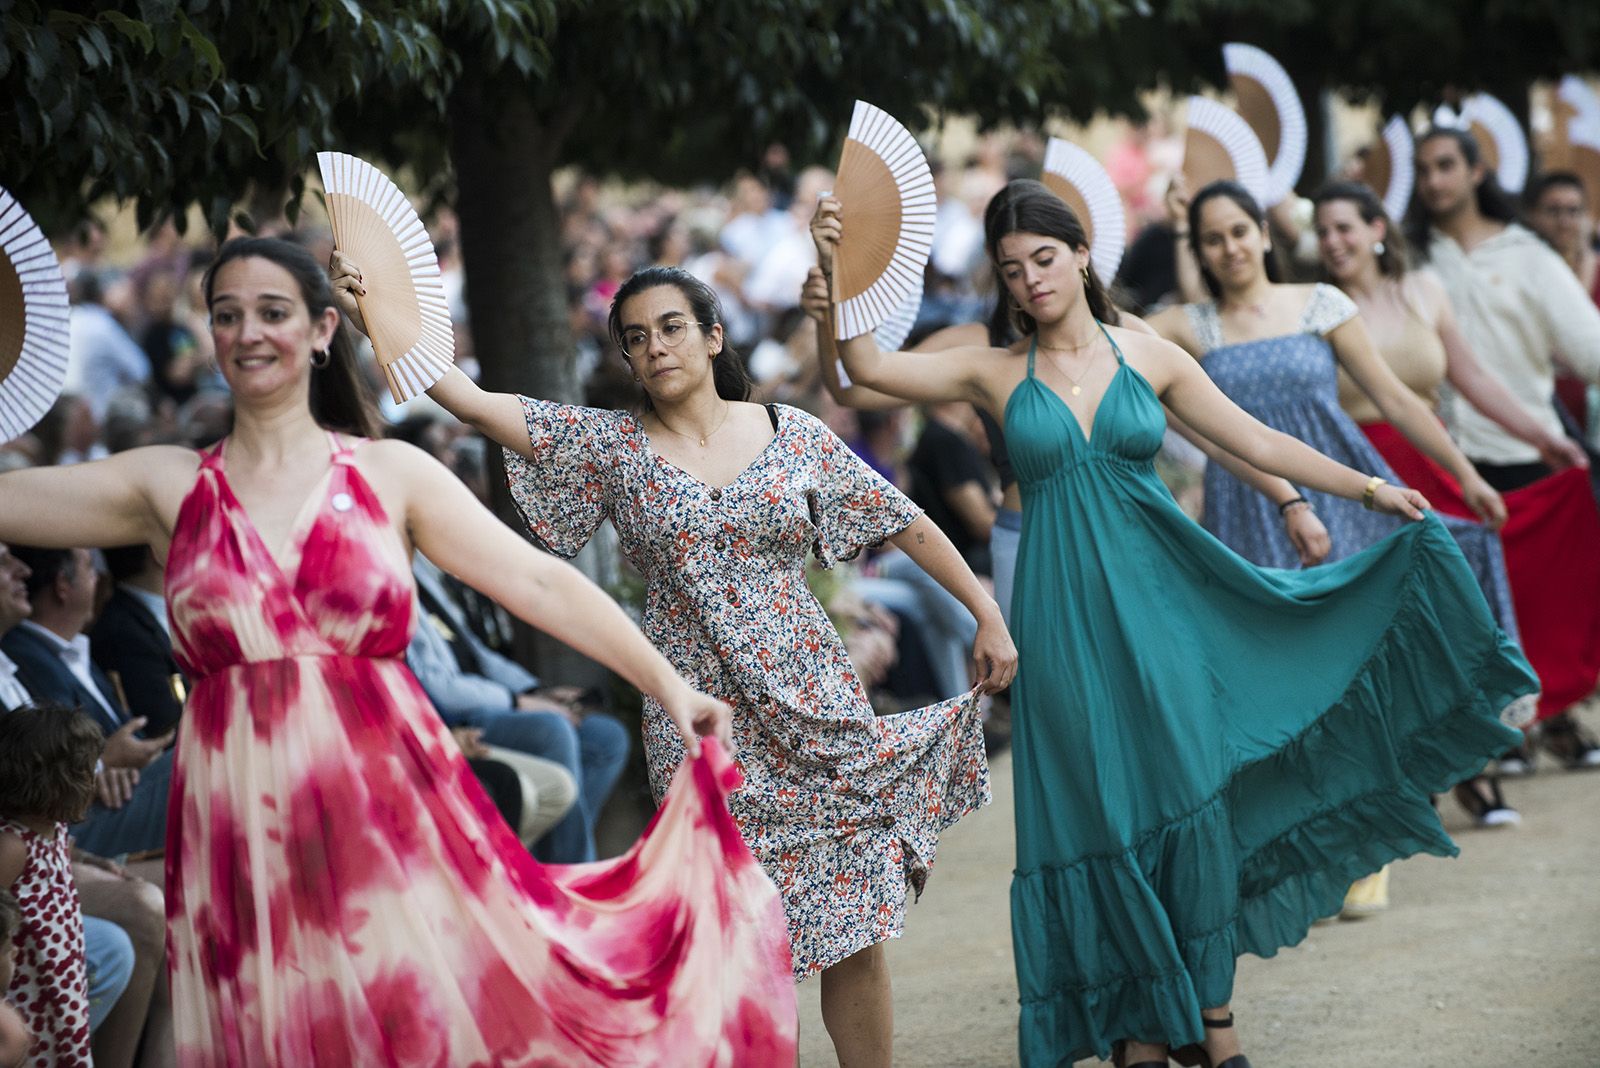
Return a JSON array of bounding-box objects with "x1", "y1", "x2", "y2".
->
[{"x1": 1013, "y1": 577, "x2": 1531, "y2": 1063}]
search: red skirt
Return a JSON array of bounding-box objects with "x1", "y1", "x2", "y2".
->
[{"x1": 1362, "y1": 421, "x2": 1600, "y2": 720}]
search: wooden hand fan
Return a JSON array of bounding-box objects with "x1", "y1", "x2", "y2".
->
[
  {"x1": 1182, "y1": 96, "x2": 1271, "y2": 209},
  {"x1": 1223, "y1": 43, "x2": 1307, "y2": 206},
  {"x1": 833, "y1": 280, "x2": 924, "y2": 390},
  {"x1": 830, "y1": 100, "x2": 936, "y2": 342},
  {"x1": 316, "y1": 151, "x2": 453, "y2": 403},
  {"x1": 1565, "y1": 120, "x2": 1600, "y2": 220},
  {"x1": 1459, "y1": 93, "x2": 1529, "y2": 195},
  {"x1": 1547, "y1": 76, "x2": 1600, "y2": 171},
  {"x1": 0, "y1": 188, "x2": 70, "y2": 444},
  {"x1": 1362, "y1": 116, "x2": 1416, "y2": 225},
  {"x1": 1040, "y1": 137, "x2": 1127, "y2": 282}
]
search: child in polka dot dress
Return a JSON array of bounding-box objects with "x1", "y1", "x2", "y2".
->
[{"x1": 0, "y1": 706, "x2": 105, "y2": 1068}]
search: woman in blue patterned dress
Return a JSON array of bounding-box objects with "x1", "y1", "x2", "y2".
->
[{"x1": 334, "y1": 257, "x2": 1015, "y2": 1068}]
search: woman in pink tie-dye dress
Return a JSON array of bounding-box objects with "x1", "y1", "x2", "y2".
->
[{"x1": 0, "y1": 237, "x2": 797, "y2": 1066}]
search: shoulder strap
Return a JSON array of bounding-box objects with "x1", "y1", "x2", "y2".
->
[
  {"x1": 1098, "y1": 321, "x2": 1126, "y2": 365},
  {"x1": 765, "y1": 403, "x2": 780, "y2": 431},
  {"x1": 1185, "y1": 302, "x2": 1225, "y2": 352},
  {"x1": 327, "y1": 430, "x2": 357, "y2": 462},
  {"x1": 1026, "y1": 336, "x2": 1038, "y2": 377}
]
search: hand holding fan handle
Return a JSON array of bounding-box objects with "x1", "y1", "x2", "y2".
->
[
  {"x1": 811, "y1": 194, "x2": 845, "y2": 335},
  {"x1": 328, "y1": 250, "x2": 370, "y2": 335}
]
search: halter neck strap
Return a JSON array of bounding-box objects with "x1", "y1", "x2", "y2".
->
[
  {"x1": 1097, "y1": 320, "x2": 1127, "y2": 365},
  {"x1": 1026, "y1": 336, "x2": 1037, "y2": 378}
]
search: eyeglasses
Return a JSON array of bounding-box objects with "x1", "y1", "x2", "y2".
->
[{"x1": 619, "y1": 317, "x2": 707, "y2": 359}]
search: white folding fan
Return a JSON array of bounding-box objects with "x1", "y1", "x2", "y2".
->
[
  {"x1": 316, "y1": 151, "x2": 454, "y2": 403},
  {"x1": 1223, "y1": 43, "x2": 1307, "y2": 206},
  {"x1": 1182, "y1": 96, "x2": 1271, "y2": 208},
  {"x1": 1040, "y1": 137, "x2": 1127, "y2": 282},
  {"x1": 1558, "y1": 75, "x2": 1600, "y2": 130},
  {"x1": 832, "y1": 279, "x2": 925, "y2": 389},
  {"x1": 0, "y1": 188, "x2": 70, "y2": 444},
  {"x1": 1362, "y1": 116, "x2": 1416, "y2": 224},
  {"x1": 1459, "y1": 93, "x2": 1529, "y2": 195},
  {"x1": 830, "y1": 100, "x2": 937, "y2": 342}
]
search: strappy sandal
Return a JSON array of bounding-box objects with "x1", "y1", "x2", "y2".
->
[{"x1": 1171, "y1": 1013, "x2": 1252, "y2": 1068}]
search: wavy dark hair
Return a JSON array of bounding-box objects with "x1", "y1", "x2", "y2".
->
[
  {"x1": 204, "y1": 237, "x2": 382, "y2": 439},
  {"x1": 606, "y1": 266, "x2": 751, "y2": 412},
  {"x1": 1404, "y1": 126, "x2": 1520, "y2": 260},
  {"x1": 0, "y1": 704, "x2": 103, "y2": 824},
  {"x1": 983, "y1": 179, "x2": 1120, "y2": 344},
  {"x1": 1187, "y1": 180, "x2": 1284, "y2": 298},
  {"x1": 1312, "y1": 180, "x2": 1410, "y2": 279}
]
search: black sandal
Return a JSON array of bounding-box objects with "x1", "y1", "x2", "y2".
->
[
  {"x1": 1451, "y1": 773, "x2": 1521, "y2": 828},
  {"x1": 1171, "y1": 1013, "x2": 1252, "y2": 1068}
]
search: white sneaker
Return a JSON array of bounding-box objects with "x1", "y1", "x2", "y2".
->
[{"x1": 1478, "y1": 805, "x2": 1522, "y2": 829}]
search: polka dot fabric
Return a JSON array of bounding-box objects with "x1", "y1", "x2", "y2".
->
[{"x1": 0, "y1": 818, "x2": 91, "y2": 1067}]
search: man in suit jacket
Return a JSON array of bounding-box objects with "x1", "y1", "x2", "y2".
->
[
  {"x1": 3, "y1": 545, "x2": 172, "y2": 857},
  {"x1": 88, "y1": 545, "x2": 186, "y2": 737}
]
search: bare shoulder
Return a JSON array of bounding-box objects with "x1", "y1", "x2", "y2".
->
[
  {"x1": 349, "y1": 436, "x2": 436, "y2": 480},
  {"x1": 1113, "y1": 329, "x2": 1201, "y2": 392},
  {"x1": 1140, "y1": 305, "x2": 1202, "y2": 358}
]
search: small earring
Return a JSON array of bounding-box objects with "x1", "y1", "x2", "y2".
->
[
  {"x1": 311, "y1": 348, "x2": 330, "y2": 369},
  {"x1": 1373, "y1": 240, "x2": 1386, "y2": 256}
]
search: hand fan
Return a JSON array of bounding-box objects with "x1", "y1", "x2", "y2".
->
[
  {"x1": 836, "y1": 272, "x2": 923, "y2": 389},
  {"x1": 1557, "y1": 75, "x2": 1600, "y2": 130},
  {"x1": 316, "y1": 151, "x2": 454, "y2": 403},
  {"x1": 1040, "y1": 137, "x2": 1127, "y2": 281},
  {"x1": 830, "y1": 100, "x2": 936, "y2": 342},
  {"x1": 1223, "y1": 43, "x2": 1307, "y2": 206},
  {"x1": 1182, "y1": 96, "x2": 1271, "y2": 209},
  {"x1": 1361, "y1": 116, "x2": 1416, "y2": 224},
  {"x1": 1547, "y1": 77, "x2": 1600, "y2": 171},
  {"x1": 1565, "y1": 119, "x2": 1600, "y2": 218},
  {"x1": 1459, "y1": 93, "x2": 1529, "y2": 195},
  {"x1": 0, "y1": 187, "x2": 70, "y2": 444}
]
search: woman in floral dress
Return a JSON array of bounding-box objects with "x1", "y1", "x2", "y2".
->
[
  {"x1": 1, "y1": 238, "x2": 797, "y2": 1066},
  {"x1": 341, "y1": 259, "x2": 1016, "y2": 1068}
]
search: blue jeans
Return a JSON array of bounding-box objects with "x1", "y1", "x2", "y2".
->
[
  {"x1": 72, "y1": 749, "x2": 172, "y2": 858},
  {"x1": 855, "y1": 548, "x2": 979, "y2": 700},
  {"x1": 467, "y1": 709, "x2": 630, "y2": 863},
  {"x1": 82, "y1": 915, "x2": 134, "y2": 1033},
  {"x1": 989, "y1": 507, "x2": 1022, "y2": 628}
]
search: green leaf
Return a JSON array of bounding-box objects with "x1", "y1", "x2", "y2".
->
[{"x1": 179, "y1": 15, "x2": 224, "y2": 82}]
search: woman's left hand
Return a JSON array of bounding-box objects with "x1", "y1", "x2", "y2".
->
[
  {"x1": 1460, "y1": 474, "x2": 1508, "y2": 530},
  {"x1": 1539, "y1": 434, "x2": 1590, "y2": 472},
  {"x1": 660, "y1": 682, "x2": 735, "y2": 757},
  {"x1": 1370, "y1": 484, "x2": 1431, "y2": 521},
  {"x1": 971, "y1": 612, "x2": 1018, "y2": 693},
  {"x1": 1283, "y1": 503, "x2": 1331, "y2": 566},
  {"x1": 327, "y1": 250, "x2": 369, "y2": 335}
]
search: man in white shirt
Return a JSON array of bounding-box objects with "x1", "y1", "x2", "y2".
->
[
  {"x1": 1409, "y1": 125, "x2": 1600, "y2": 770},
  {"x1": 1409, "y1": 126, "x2": 1600, "y2": 485},
  {"x1": 1, "y1": 545, "x2": 173, "y2": 857},
  {"x1": 65, "y1": 272, "x2": 151, "y2": 421}
]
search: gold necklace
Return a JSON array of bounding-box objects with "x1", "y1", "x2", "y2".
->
[
  {"x1": 1040, "y1": 339, "x2": 1100, "y2": 396},
  {"x1": 656, "y1": 402, "x2": 732, "y2": 448}
]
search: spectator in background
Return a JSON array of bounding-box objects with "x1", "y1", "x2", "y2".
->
[
  {"x1": 136, "y1": 266, "x2": 204, "y2": 410},
  {"x1": 0, "y1": 889, "x2": 32, "y2": 1066},
  {"x1": 1525, "y1": 170, "x2": 1600, "y2": 435},
  {"x1": 88, "y1": 545, "x2": 186, "y2": 738},
  {"x1": 65, "y1": 273, "x2": 150, "y2": 421}
]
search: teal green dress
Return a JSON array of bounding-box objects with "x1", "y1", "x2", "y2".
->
[{"x1": 1006, "y1": 330, "x2": 1534, "y2": 1065}]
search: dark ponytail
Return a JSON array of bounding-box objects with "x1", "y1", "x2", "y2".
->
[
  {"x1": 204, "y1": 236, "x2": 382, "y2": 440},
  {"x1": 606, "y1": 265, "x2": 752, "y2": 412},
  {"x1": 983, "y1": 179, "x2": 1119, "y2": 339}
]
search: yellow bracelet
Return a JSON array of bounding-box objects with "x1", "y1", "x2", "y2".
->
[{"x1": 1361, "y1": 475, "x2": 1387, "y2": 510}]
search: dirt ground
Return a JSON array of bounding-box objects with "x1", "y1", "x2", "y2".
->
[{"x1": 794, "y1": 703, "x2": 1600, "y2": 1067}]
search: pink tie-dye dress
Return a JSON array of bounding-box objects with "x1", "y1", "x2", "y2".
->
[{"x1": 161, "y1": 433, "x2": 796, "y2": 1066}]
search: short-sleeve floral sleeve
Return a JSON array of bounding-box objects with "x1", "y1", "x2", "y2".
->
[
  {"x1": 798, "y1": 411, "x2": 922, "y2": 568},
  {"x1": 503, "y1": 396, "x2": 628, "y2": 559}
]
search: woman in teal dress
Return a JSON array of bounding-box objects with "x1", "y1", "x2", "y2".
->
[{"x1": 811, "y1": 181, "x2": 1535, "y2": 1068}]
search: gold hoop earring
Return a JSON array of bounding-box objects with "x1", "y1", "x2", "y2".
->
[
  {"x1": 311, "y1": 348, "x2": 331, "y2": 369},
  {"x1": 1080, "y1": 266, "x2": 1091, "y2": 287}
]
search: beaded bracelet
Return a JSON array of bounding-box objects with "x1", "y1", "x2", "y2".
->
[{"x1": 1277, "y1": 496, "x2": 1310, "y2": 516}]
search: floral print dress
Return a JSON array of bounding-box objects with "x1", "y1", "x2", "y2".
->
[{"x1": 505, "y1": 400, "x2": 991, "y2": 979}]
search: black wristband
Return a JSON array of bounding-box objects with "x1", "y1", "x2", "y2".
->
[{"x1": 1277, "y1": 495, "x2": 1310, "y2": 516}]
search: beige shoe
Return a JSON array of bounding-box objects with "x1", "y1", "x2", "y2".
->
[{"x1": 1340, "y1": 865, "x2": 1390, "y2": 919}]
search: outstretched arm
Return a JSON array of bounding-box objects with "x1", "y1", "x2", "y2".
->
[
  {"x1": 391, "y1": 444, "x2": 731, "y2": 754},
  {"x1": 885, "y1": 515, "x2": 1016, "y2": 693},
  {"x1": 1328, "y1": 315, "x2": 1505, "y2": 528},
  {"x1": 328, "y1": 252, "x2": 534, "y2": 458},
  {"x1": 0, "y1": 447, "x2": 189, "y2": 551},
  {"x1": 1156, "y1": 343, "x2": 1428, "y2": 519}
]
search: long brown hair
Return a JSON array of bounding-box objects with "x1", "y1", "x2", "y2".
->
[
  {"x1": 204, "y1": 237, "x2": 382, "y2": 440},
  {"x1": 1312, "y1": 180, "x2": 1410, "y2": 278},
  {"x1": 1187, "y1": 180, "x2": 1284, "y2": 298}
]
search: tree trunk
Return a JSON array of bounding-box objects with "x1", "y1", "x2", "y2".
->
[{"x1": 447, "y1": 69, "x2": 608, "y2": 689}]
